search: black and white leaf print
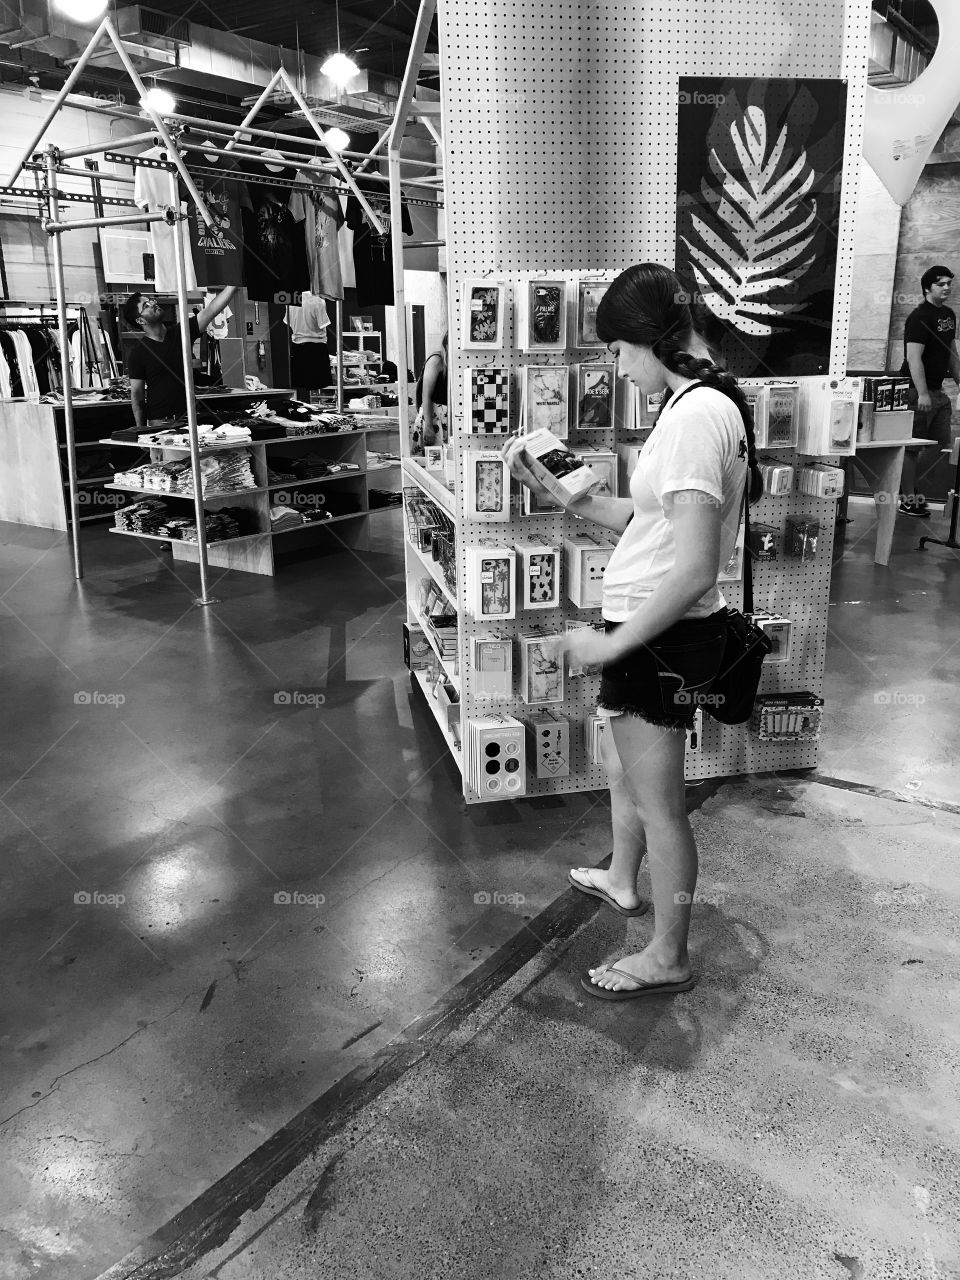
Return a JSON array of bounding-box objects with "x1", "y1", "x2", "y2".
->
[{"x1": 680, "y1": 104, "x2": 818, "y2": 337}]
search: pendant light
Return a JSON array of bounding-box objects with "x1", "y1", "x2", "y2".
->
[
  {"x1": 321, "y1": 0, "x2": 359, "y2": 87},
  {"x1": 53, "y1": 0, "x2": 108, "y2": 20}
]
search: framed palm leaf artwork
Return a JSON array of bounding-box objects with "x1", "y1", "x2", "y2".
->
[{"x1": 675, "y1": 78, "x2": 847, "y2": 377}]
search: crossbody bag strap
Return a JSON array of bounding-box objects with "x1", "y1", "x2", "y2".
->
[{"x1": 742, "y1": 480, "x2": 754, "y2": 616}]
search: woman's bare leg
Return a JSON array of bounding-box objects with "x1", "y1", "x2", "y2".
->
[
  {"x1": 570, "y1": 720, "x2": 646, "y2": 909},
  {"x1": 587, "y1": 714, "x2": 695, "y2": 991}
]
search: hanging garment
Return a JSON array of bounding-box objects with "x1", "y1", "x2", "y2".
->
[
  {"x1": 97, "y1": 320, "x2": 120, "y2": 379},
  {"x1": 203, "y1": 295, "x2": 233, "y2": 340},
  {"x1": 345, "y1": 178, "x2": 413, "y2": 307},
  {"x1": 290, "y1": 171, "x2": 344, "y2": 300},
  {"x1": 239, "y1": 155, "x2": 310, "y2": 303},
  {"x1": 185, "y1": 148, "x2": 245, "y2": 287},
  {"x1": 134, "y1": 146, "x2": 198, "y2": 293},
  {"x1": 24, "y1": 328, "x2": 52, "y2": 396},
  {"x1": 0, "y1": 332, "x2": 24, "y2": 397},
  {"x1": 289, "y1": 341, "x2": 333, "y2": 391},
  {"x1": 10, "y1": 329, "x2": 40, "y2": 398},
  {"x1": 338, "y1": 198, "x2": 356, "y2": 291},
  {"x1": 286, "y1": 292, "x2": 330, "y2": 344},
  {"x1": 0, "y1": 341, "x2": 12, "y2": 399}
]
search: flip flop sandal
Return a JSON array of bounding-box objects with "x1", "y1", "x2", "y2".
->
[
  {"x1": 567, "y1": 869, "x2": 649, "y2": 917},
  {"x1": 579, "y1": 966, "x2": 698, "y2": 1001}
]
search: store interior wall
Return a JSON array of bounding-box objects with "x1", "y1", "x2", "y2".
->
[
  {"x1": 848, "y1": 159, "x2": 902, "y2": 370},
  {"x1": 385, "y1": 268, "x2": 447, "y2": 378}
]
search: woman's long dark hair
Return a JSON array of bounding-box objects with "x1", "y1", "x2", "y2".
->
[{"x1": 596, "y1": 263, "x2": 763, "y2": 502}]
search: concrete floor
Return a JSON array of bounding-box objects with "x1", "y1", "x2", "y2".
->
[{"x1": 0, "y1": 497, "x2": 958, "y2": 1279}]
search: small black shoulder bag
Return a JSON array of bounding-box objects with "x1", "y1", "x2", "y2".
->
[{"x1": 706, "y1": 483, "x2": 773, "y2": 725}]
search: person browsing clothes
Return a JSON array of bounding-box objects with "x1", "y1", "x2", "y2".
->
[
  {"x1": 122, "y1": 286, "x2": 236, "y2": 429},
  {"x1": 502, "y1": 263, "x2": 761, "y2": 1002},
  {"x1": 898, "y1": 264, "x2": 959, "y2": 518}
]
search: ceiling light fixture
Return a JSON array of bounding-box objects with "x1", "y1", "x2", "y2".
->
[
  {"x1": 321, "y1": 0, "x2": 360, "y2": 87},
  {"x1": 323, "y1": 127, "x2": 351, "y2": 152},
  {"x1": 53, "y1": 0, "x2": 108, "y2": 21},
  {"x1": 140, "y1": 86, "x2": 177, "y2": 116}
]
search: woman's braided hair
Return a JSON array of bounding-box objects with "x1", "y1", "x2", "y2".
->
[{"x1": 596, "y1": 263, "x2": 763, "y2": 502}]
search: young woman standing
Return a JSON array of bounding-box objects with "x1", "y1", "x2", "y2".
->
[{"x1": 502, "y1": 263, "x2": 762, "y2": 1001}]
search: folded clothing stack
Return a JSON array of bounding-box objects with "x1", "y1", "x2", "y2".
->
[
  {"x1": 136, "y1": 423, "x2": 252, "y2": 448},
  {"x1": 115, "y1": 501, "x2": 255, "y2": 543},
  {"x1": 266, "y1": 466, "x2": 297, "y2": 485},
  {"x1": 270, "y1": 505, "x2": 305, "y2": 531},
  {"x1": 369, "y1": 489, "x2": 403, "y2": 509},
  {"x1": 114, "y1": 449, "x2": 256, "y2": 496},
  {"x1": 115, "y1": 499, "x2": 169, "y2": 536},
  {"x1": 284, "y1": 455, "x2": 362, "y2": 481}
]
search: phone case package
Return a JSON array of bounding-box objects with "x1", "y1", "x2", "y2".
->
[
  {"x1": 463, "y1": 451, "x2": 511, "y2": 521},
  {"x1": 519, "y1": 631, "x2": 565, "y2": 704},
  {"x1": 516, "y1": 542, "x2": 562, "y2": 610},
  {"x1": 464, "y1": 544, "x2": 516, "y2": 620},
  {"x1": 522, "y1": 428, "x2": 597, "y2": 504},
  {"x1": 518, "y1": 279, "x2": 568, "y2": 350}
]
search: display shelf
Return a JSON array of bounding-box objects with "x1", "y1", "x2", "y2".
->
[
  {"x1": 414, "y1": 608, "x2": 461, "y2": 690},
  {"x1": 108, "y1": 528, "x2": 264, "y2": 546},
  {"x1": 270, "y1": 510, "x2": 372, "y2": 535},
  {"x1": 103, "y1": 472, "x2": 363, "y2": 500},
  {"x1": 406, "y1": 537, "x2": 457, "y2": 610},
  {"x1": 66, "y1": 475, "x2": 115, "y2": 486},
  {"x1": 98, "y1": 426, "x2": 385, "y2": 452},
  {"x1": 402, "y1": 457, "x2": 455, "y2": 515},
  {"x1": 411, "y1": 668, "x2": 463, "y2": 772}
]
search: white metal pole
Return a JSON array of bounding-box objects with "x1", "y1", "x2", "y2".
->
[
  {"x1": 101, "y1": 17, "x2": 216, "y2": 229},
  {"x1": 55, "y1": 131, "x2": 160, "y2": 162},
  {"x1": 223, "y1": 68, "x2": 283, "y2": 152},
  {"x1": 169, "y1": 170, "x2": 216, "y2": 606},
  {"x1": 7, "y1": 17, "x2": 113, "y2": 184},
  {"x1": 335, "y1": 299, "x2": 344, "y2": 413},
  {"x1": 45, "y1": 148, "x2": 83, "y2": 579}
]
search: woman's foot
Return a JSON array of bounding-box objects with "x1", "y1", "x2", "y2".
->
[
  {"x1": 585, "y1": 943, "x2": 692, "y2": 993},
  {"x1": 568, "y1": 866, "x2": 647, "y2": 915}
]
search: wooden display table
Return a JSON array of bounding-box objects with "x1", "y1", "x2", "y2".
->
[{"x1": 846, "y1": 438, "x2": 935, "y2": 566}]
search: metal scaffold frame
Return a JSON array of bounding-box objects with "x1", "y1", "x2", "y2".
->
[{"x1": 4, "y1": 13, "x2": 445, "y2": 602}]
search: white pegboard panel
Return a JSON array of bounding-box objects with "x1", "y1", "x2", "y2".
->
[{"x1": 434, "y1": 0, "x2": 870, "y2": 801}]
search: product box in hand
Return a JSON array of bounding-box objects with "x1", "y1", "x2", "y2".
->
[
  {"x1": 464, "y1": 543, "x2": 516, "y2": 620},
  {"x1": 516, "y1": 541, "x2": 562, "y2": 610},
  {"x1": 521, "y1": 428, "x2": 597, "y2": 504},
  {"x1": 467, "y1": 714, "x2": 526, "y2": 797},
  {"x1": 519, "y1": 630, "x2": 565, "y2": 704},
  {"x1": 463, "y1": 451, "x2": 511, "y2": 521},
  {"x1": 527, "y1": 712, "x2": 570, "y2": 778},
  {"x1": 565, "y1": 534, "x2": 615, "y2": 608},
  {"x1": 471, "y1": 634, "x2": 513, "y2": 701}
]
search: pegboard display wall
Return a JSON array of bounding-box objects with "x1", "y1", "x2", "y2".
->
[{"x1": 425, "y1": 0, "x2": 870, "y2": 801}]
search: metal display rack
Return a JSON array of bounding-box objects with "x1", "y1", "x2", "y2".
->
[
  {"x1": 394, "y1": 0, "x2": 872, "y2": 802},
  {"x1": 2, "y1": 15, "x2": 444, "y2": 601}
]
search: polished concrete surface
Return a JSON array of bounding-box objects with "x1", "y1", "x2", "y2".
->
[{"x1": 0, "y1": 497, "x2": 958, "y2": 1279}]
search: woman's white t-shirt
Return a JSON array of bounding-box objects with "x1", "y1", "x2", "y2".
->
[{"x1": 601, "y1": 384, "x2": 748, "y2": 622}]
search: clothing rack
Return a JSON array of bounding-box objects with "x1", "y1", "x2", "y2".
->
[
  {"x1": 3, "y1": 15, "x2": 443, "y2": 600},
  {"x1": 0, "y1": 303, "x2": 108, "y2": 392}
]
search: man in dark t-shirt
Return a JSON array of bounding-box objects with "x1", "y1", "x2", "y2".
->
[
  {"x1": 898, "y1": 264, "x2": 959, "y2": 517},
  {"x1": 123, "y1": 286, "x2": 236, "y2": 428}
]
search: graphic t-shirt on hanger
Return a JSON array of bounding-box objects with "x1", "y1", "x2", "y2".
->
[
  {"x1": 133, "y1": 147, "x2": 197, "y2": 294},
  {"x1": 290, "y1": 171, "x2": 344, "y2": 300},
  {"x1": 185, "y1": 148, "x2": 245, "y2": 287},
  {"x1": 345, "y1": 177, "x2": 413, "y2": 307},
  {"x1": 239, "y1": 155, "x2": 310, "y2": 303}
]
